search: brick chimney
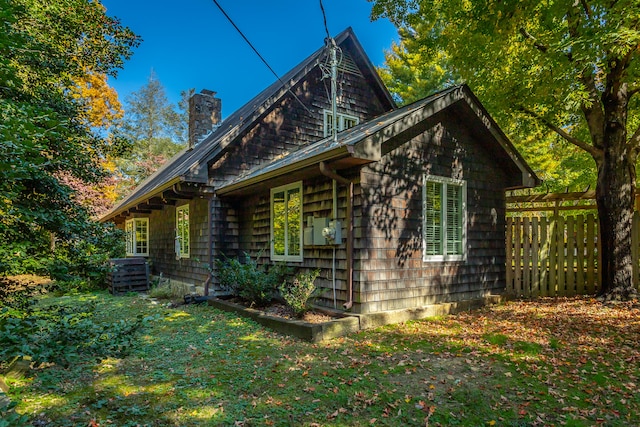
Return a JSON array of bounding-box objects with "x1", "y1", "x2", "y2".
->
[{"x1": 188, "y1": 89, "x2": 221, "y2": 148}]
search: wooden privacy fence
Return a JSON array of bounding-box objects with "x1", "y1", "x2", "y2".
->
[{"x1": 505, "y1": 190, "x2": 640, "y2": 297}]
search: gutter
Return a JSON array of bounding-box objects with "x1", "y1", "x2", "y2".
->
[
  {"x1": 319, "y1": 161, "x2": 354, "y2": 310},
  {"x1": 217, "y1": 145, "x2": 353, "y2": 196}
]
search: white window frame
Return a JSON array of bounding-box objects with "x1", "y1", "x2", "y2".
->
[
  {"x1": 176, "y1": 204, "x2": 190, "y2": 259},
  {"x1": 125, "y1": 218, "x2": 149, "y2": 257},
  {"x1": 323, "y1": 110, "x2": 359, "y2": 137},
  {"x1": 422, "y1": 175, "x2": 467, "y2": 262},
  {"x1": 270, "y1": 181, "x2": 303, "y2": 262}
]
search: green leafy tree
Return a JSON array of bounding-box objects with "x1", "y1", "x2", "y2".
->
[
  {"x1": 0, "y1": 0, "x2": 138, "y2": 274},
  {"x1": 115, "y1": 72, "x2": 187, "y2": 196},
  {"x1": 378, "y1": 32, "x2": 595, "y2": 191},
  {"x1": 370, "y1": 0, "x2": 640, "y2": 300}
]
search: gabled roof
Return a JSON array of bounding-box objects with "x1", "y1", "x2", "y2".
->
[
  {"x1": 217, "y1": 84, "x2": 540, "y2": 196},
  {"x1": 101, "y1": 27, "x2": 395, "y2": 222}
]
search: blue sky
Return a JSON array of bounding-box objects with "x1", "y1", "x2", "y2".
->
[{"x1": 102, "y1": 0, "x2": 399, "y2": 117}]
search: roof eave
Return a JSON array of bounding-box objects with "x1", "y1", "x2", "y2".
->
[
  {"x1": 100, "y1": 176, "x2": 184, "y2": 222},
  {"x1": 216, "y1": 142, "x2": 380, "y2": 196}
]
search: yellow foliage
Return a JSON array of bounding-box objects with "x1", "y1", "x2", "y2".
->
[{"x1": 72, "y1": 72, "x2": 123, "y2": 129}]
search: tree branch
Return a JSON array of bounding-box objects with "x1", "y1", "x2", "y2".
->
[
  {"x1": 580, "y1": 69, "x2": 606, "y2": 151},
  {"x1": 518, "y1": 28, "x2": 548, "y2": 53},
  {"x1": 579, "y1": 0, "x2": 592, "y2": 18},
  {"x1": 519, "y1": 106, "x2": 602, "y2": 160}
]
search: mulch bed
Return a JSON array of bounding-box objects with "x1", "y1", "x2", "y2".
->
[{"x1": 224, "y1": 297, "x2": 337, "y2": 324}]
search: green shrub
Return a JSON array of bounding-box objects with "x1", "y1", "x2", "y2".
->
[
  {"x1": 0, "y1": 237, "x2": 50, "y2": 276},
  {"x1": 279, "y1": 269, "x2": 320, "y2": 317},
  {"x1": 0, "y1": 219, "x2": 124, "y2": 292},
  {"x1": 0, "y1": 298, "x2": 153, "y2": 370},
  {"x1": 48, "y1": 222, "x2": 124, "y2": 292},
  {"x1": 216, "y1": 255, "x2": 292, "y2": 307}
]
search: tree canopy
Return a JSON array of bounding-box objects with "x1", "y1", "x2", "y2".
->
[
  {"x1": 113, "y1": 72, "x2": 188, "y2": 198},
  {"x1": 370, "y1": 0, "x2": 640, "y2": 298},
  {"x1": 0, "y1": 0, "x2": 138, "y2": 273}
]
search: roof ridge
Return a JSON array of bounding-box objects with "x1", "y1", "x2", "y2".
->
[{"x1": 101, "y1": 28, "x2": 393, "y2": 221}]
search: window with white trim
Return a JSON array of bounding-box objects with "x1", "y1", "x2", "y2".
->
[
  {"x1": 271, "y1": 182, "x2": 303, "y2": 262},
  {"x1": 125, "y1": 218, "x2": 149, "y2": 257},
  {"x1": 423, "y1": 175, "x2": 467, "y2": 262},
  {"x1": 176, "y1": 204, "x2": 190, "y2": 259},
  {"x1": 323, "y1": 110, "x2": 359, "y2": 137}
]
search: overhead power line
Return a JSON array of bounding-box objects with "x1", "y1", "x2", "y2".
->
[
  {"x1": 319, "y1": 0, "x2": 331, "y2": 40},
  {"x1": 211, "y1": 0, "x2": 311, "y2": 113}
]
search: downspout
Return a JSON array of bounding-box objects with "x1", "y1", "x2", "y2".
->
[
  {"x1": 319, "y1": 161, "x2": 354, "y2": 310},
  {"x1": 204, "y1": 195, "x2": 213, "y2": 296},
  {"x1": 332, "y1": 180, "x2": 337, "y2": 309}
]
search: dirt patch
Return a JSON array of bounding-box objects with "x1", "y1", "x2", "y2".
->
[{"x1": 0, "y1": 275, "x2": 53, "y2": 301}]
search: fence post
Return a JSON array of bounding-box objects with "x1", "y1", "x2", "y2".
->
[
  {"x1": 566, "y1": 216, "x2": 576, "y2": 297},
  {"x1": 506, "y1": 217, "x2": 513, "y2": 294},
  {"x1": 523, "y1": 217, "x2": 531, "y2": 296},
  {"x1": 556, "y1": 216, "x2": 566, "y2": 296},
  {"x1": 539, "y1": 217, "x2": 549, "y2": 297},
  {"x1": 548, "y1": 217, "x2": 558, "y2": 296},
  {"x1": 586, "y1": 214, "x2": 596, "y2": 294},
  {"x1": 531, "y1": 217, "x2": 540, "y2": 297},
  {"x1": 576, "y1": 214, "x2": 585, "y2": 294},
  {"x1": 514, "y1": 217, "x2": 522, "y2": 296}
]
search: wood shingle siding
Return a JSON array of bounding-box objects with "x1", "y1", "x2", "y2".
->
[
  {"x1": 147, "y1": 198, "x2": 209, "y2": 286},
  {"x1": 356, "y1": 120, "x2": 510, "y2": 313}
]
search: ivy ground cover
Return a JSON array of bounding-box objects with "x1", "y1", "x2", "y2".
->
[{"x1": 6, "y1": 294, "x2": 640, "y2": 426}]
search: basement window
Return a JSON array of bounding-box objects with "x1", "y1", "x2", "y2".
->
[
  {"x1": 125, "y1": 218, "x2": 149, "y2": 257},
  {"x1": 176, "y1": 204, "x2": 190, "y2": 259},
  {"x1": 323, "y1": 110, "x2": 359, "y2": 137},
  {"x1": 423, "y1": 175, "x2": 467, "y2": 262},
  {"x1": 271, "y1": 182, "x2": 303, "y2": 262}
]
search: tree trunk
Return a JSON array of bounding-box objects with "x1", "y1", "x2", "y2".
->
[
  {"x1": 596, "y1": 150, "x2": 637, "y2": 300},
  {"x1": 595, "y1": 78, "x2": 637, "y2": 301}
]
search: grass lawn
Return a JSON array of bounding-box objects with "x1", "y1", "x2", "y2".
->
[{"x1": 5, "y1": 293, "x2": 640, "y2": 426}]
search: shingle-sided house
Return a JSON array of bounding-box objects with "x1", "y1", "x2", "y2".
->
[{"x1": 102, "y1": 27, "x2": 539, "y2": 314}]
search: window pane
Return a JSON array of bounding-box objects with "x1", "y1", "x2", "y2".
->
[
  {"x1": 177, "y1": 210, "x2": 183, "y2": 245},
  {"x1": 343, "y1": 117, "x2": 357, "y2": 130},
  {"x1": 272, "y1": 191, "x2": 285, "y2": 256},
  {"x1": 182, "y1": 208, "x2": 189, "y2": 256},
  {"x1": 325, "y1": 112, "x2": 334, "y2": 136},
  {"x1": 136, "y1": 219, "x2": 148, "y2": 255},
  {"x1": 425, "y1": 181, "x2": 442, "y2": 255},
  {"x1": 446, "y1": 185, "x2": 463, "y2": 255},
  {"x1": 125, "y1": 220, "x2": 134, "y2": 255},
  {"x1": 176, "y1": 207, "x2": 189, "y2": 257},
  {"x1": 287, "y1": 188, "x2": 301, "y2": 256}
]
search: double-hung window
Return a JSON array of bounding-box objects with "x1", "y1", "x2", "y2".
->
[
  {"x1": 125, "y1": 218, "x2": 149, "y2": 257},
  {"x1": 423, "y1": 175, "x2": 467, "y2": 261},
  {"x1": 323, "y1": 110, "x2": 359, "y2": 137},
  {"x1": 176, "y1": 204, "x2": 190, "y2": 259},
  {"x1": 271, "y1": 182, "x2": 303, "y2": 262}
]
